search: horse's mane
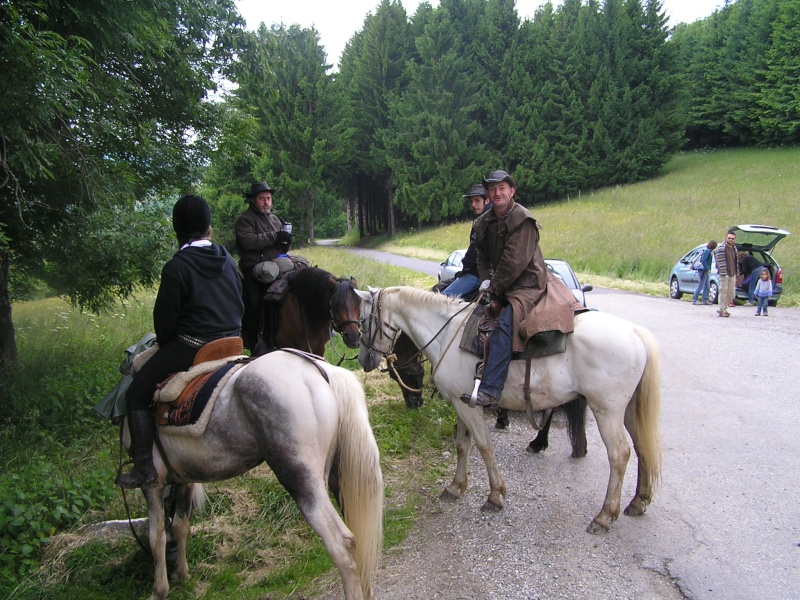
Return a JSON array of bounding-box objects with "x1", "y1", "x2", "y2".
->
[
  {"x1": 289, "y1": 267, "x2": 352, "y2": 328},
  {"x1": 387, "y1": 286, "x2": 465, "y2": 311}
]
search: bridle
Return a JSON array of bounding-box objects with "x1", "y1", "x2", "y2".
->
[
  {"x1": 328, "y1": 279, "x2": 361, "y2": 364},
  {"x1": 360, "y1": 288, "x2": 476, "y2": 384},
  {"x1": 330, "y1": 279, "x2": 361, "y2": 334}
]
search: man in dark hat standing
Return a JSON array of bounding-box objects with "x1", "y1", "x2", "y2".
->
[
  {"x1": 460, "y1": 170, "x2": 578, "y2": 410},
  {"x1": 116, "y1": 195, "x2": 243, "y2": 489},
  {"x1": 235, "y1": 182, "x2": 292, "y2": 352},
  {"x1": 442, "y1": 183, "x2": 492, "y2": 299}
]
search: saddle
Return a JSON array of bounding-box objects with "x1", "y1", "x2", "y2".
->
[
  {"x1": 257, "y1": 257, "x2": 311, "y2": 355},
  {"x1": 154, "y1": 337, "x2": 248, "y2": 429},
  {"x1": 459, "y1": 303, "x2": 572, "y2": 430}
]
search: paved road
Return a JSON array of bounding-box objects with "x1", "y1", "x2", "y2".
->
[
  {"x1": 318, "y1": 243, "x2": 442, "y2": 278},
  {"x1": 324, "y1": 246, "x2": 800, "y2": 600}
]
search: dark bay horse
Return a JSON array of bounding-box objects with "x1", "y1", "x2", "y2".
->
[
  {"x1": 127, "y1": 351, "x2": 383, "y2": 599},
  {"x1": 267, "y1": 266, "x2": 361, "y2": 357}
]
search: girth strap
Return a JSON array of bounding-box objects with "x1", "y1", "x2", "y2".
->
[{"x1": 523, "y1": 342, "x2": 550, "y2": 430}]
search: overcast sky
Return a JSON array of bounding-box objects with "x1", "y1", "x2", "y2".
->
[{"x1": 235, "y1": 0, "x2": 724, "y2": 69}]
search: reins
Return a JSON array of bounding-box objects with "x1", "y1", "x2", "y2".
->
[{"x1": 364, "y1": 288, "x2": 477, "y2": 391}]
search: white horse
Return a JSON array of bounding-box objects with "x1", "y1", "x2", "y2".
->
[
  {"x1": 125, "y1": 351, "x2": 383, "y2": 599},
  {"x1": 357, "y1": 286, "x2": 661, "y2": 533}
]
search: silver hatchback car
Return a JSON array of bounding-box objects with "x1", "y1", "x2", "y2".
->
[{"x1": 668, "y1": 224, "x2": 790, "y2": 306}]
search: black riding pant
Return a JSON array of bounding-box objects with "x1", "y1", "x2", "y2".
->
[
  {"x1": 125, "y1": 340, "x2": 198, "y2": 412},
  {"x1": 241, "y1": 269, "x2": 265, "y2": 352}
]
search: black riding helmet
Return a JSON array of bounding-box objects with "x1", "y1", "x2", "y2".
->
[{"x1": 172, "y1": 195, "x2": 211, "y2": 239}]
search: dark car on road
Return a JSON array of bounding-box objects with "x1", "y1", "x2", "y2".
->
[{"x1": 669, "y1": 224, "x2": 790, "y2": 306}]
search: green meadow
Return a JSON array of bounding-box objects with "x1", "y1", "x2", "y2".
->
[{"x1": 367, "y1": 147, "x2": 800, "y2": 305}]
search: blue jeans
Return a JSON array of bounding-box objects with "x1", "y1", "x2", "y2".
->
[
  {"x1": 443, "y1": 273, "x2": 480, "y2": 298},
  {"x1": 479, "y1": 304, "x2": 513, "y2": 398},
  {"x1": 756, "y1": 296, "x2": 769, "y2": 315},
  {"x1": 747, "y1": 267, "x2": 765, "y2": 303},
  {"x1": 693, "y1": 269, "x2": 710, "y2": 303}
]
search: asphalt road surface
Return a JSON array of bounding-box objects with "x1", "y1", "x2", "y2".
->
[{"x1": 320, "y1": 247, "x2": 800, "y2": 600}]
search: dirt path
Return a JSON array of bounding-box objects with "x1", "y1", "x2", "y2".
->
[{"x1": 319, "y1": 286, "x2": 800, "y2": 599}]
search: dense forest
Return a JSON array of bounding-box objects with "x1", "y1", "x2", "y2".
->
[{"x1": 1, "y1": 0, "x2": 799, "y2": 366}]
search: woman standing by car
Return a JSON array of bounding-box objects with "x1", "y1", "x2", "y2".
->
[{"x1": 692, "y1": 240, "x2": 717, "y2": 305}]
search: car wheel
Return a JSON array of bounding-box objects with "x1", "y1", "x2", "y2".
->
[
  {"x1": 709, "y1": 282, "x2": 718, "y2": 304},
  {"x1": 669, "y1": 277, "x2": 682, "y2": 299}
]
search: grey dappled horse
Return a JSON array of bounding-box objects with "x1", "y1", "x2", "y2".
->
[{"x1": 123, "y1": 351, "x2": 383, "y2": 599}]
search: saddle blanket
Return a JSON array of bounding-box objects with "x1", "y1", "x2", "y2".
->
[{"x1": 156, "y1": 360, "x2": 249, "y2": 437}]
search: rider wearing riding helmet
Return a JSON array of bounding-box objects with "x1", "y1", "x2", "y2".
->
[{"x1": 116, "y1": 195, "x2": 243, "y2": 490}]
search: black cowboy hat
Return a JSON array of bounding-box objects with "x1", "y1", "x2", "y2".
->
[
  {"x1": 482, "y1": 169, "x2": 517, "y2": 189},
  {"x1": 244, "y1": 181, "x2": 277, "y2": 199},
  {"x1": 462, "y1": 184, "x2": 486, "y2": 198}
]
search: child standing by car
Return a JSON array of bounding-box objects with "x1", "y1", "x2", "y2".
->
[{"x1": 754, "y1": 268, "x2": 773, "y2": 316}]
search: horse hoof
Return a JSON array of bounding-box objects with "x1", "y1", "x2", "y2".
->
[
  {"x1": 439, "y1": 490, "x2": 459, "y2": 503},
  {"x1": 526, "y1": 440, "x2": 548, "y2": 454},
  {"x1": 624, "y1": 501, "x2": 647, "y2": 517},
  {"x1": 586, "y1": 520, "x2": 610, "y2": 534},
  {"x1": 480, "y1": 500, "x2": 503, "y2": 513}
]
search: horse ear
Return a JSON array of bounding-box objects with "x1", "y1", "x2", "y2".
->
[
  {"x1": 350, "y1": 276, "x2": 358, "y2": 288},
  {"x1": 355, "y1": 289, "x2": 371, "y2": 301},
  {"x1": 327, "y1": 276, "x2": 338, "y2": 290}
]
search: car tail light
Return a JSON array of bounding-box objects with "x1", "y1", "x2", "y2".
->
[{"x1": 775, "y1": 268, "x2": 783, "y2": 284}]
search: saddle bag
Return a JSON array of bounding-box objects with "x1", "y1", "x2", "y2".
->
[{"x1": 263, "y1": 276, "x2": 290, "y2": 305}]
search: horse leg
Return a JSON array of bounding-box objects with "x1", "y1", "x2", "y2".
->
[
  {"x1": 145, "y1": 485, "x2": 169, "y2": 600},
  {"x1": 622, "y1": 397, "x2": 655, "y2": 517},
  {"x1": 566, "y1": 396, "x2": 588, "y2": 458},
  {"x1": 495, "y1": 408, "x2": 509, "y2": 430},
  {"x1": 440, "y1": 417, "x2": 471, "y2": 502},
  {"x1": 169, "y1": 483, "x2": 194, "y2": 584},
  {"x1": 526, "y1": 410, "x2": 553, "y2": 453},
  {"x1": 274, "y1": 466, "x2": 364, "y2": 599},
  {"x1": 447, "y1": 405, "x2": 506, "y2": 511},
  {"x1": 587, "y1": 410, "x2": 630, "y2": 534}
]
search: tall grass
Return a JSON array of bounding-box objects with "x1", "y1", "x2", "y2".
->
[
  {"x1": 3, "y1": 253, "x2": 450, "y2": 599},
  {"x1": 371, "y1": 148, "x2": 800, "y2": 304}
]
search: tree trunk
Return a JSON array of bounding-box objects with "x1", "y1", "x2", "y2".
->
[
  {"x1": 0, "y1": 249, "x2": 18, "y2": 372},
  {"x1": 308, "y1": 191, "x2": 315, "y2": 244},
  {"x1": 387, "y1": 187, "x2": 396, "y2": 238}
]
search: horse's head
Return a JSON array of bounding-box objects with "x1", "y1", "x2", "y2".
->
[
  {"x1": 329, "y1": 276, "x2": 361, "y2": 349},
  {"x1": 356, "y1": 287, "x2": 401, "y2": 372}
]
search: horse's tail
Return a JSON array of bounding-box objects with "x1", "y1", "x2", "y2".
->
[
  {"x1": 191, "y1": 483, "x2": 207, "y2": 515},
  {"x1": 329, "y1": 368, "x2": 383, "y2": 598},
  {"x1": 631, "y1": 326, "x2": 663, "y2": 489}
]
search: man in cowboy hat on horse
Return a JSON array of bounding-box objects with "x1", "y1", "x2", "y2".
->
[
  {"x1": 460, "y1": 170, "x2": 578, "y2": 410},
  {"x1": 235, "y1": 181, "x2": 293, "y2": 353},
  {"x1": 442, "y1": 183, "x2": 493, "y2": 299}
]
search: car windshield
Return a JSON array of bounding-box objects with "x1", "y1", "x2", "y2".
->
[{"x1": 546, "y1": 260, "x2": 577, "y2": 289}]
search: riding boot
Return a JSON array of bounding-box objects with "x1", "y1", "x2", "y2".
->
[{"x1": 116, "y1": 410, "x2": 159, "y2": 489}]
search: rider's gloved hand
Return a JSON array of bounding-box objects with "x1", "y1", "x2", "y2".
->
[
  {"x1": 277, "y1": 231, "x2": 293, "y2": 246},
  {"x1": 479, "y1": 279, "x2": 492, "y2": 293}
]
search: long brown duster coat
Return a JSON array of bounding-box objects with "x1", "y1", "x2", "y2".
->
[{"x1": 474, "y1": 199, "x2": 580, "y2": 353}]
